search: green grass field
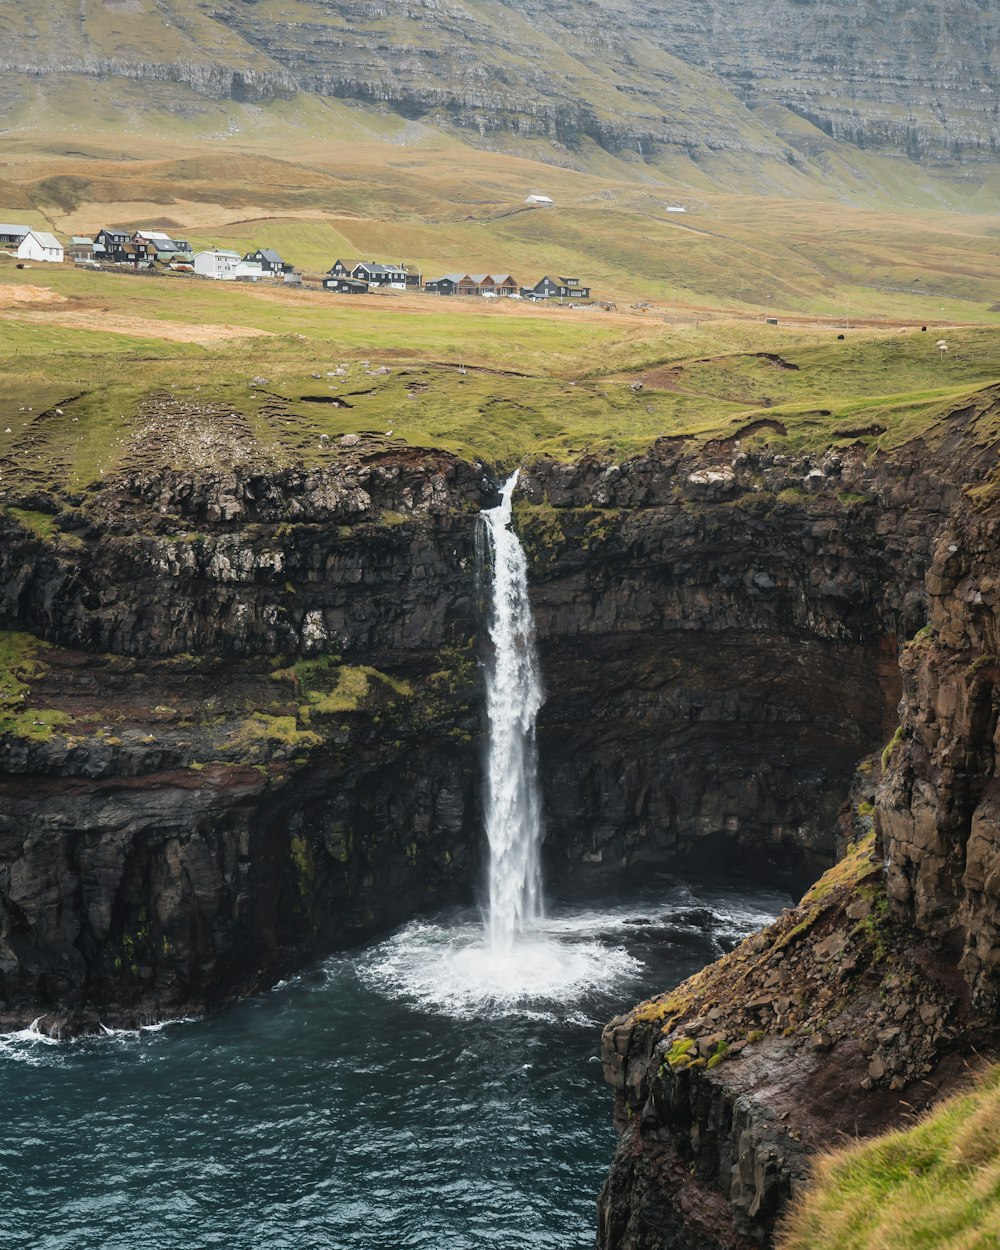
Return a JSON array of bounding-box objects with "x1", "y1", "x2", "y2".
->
[
  {"x1": 3, "y1": 108, "x2": 1000, "y2": 493},
  {"x1": 5, "y1": 108, "x2": 1000, "y2": 320},
  {"x1": 2, "y1": 253, "x2": 999, "y2": 491}
]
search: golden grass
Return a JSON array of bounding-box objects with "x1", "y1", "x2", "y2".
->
[
  {"x1": 5, "y1": 117, "x2": 1000, "y2": 317},
  {"x1": 780, "y1": 1067, "x2": 1000, "y2": 1250}
]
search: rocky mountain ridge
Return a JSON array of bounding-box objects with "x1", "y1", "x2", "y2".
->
[{"x1": 5, "y1": 0, "x2": 999, "y2": 181}]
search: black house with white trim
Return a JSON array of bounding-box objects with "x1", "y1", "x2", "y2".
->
[
  {"x1": 521, "y1": 274, "x2": 591, "y2": 300},
  {"x1": 243, "y1": 247, "x2": 291, "y2": 274}
]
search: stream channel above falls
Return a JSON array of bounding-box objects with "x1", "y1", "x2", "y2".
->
[{"x1": 1, "y1": 875, "x2": 789, "y2": 1250}]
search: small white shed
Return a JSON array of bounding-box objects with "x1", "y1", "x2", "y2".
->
[
  {"x1": 524, "y1": 194, "x2": 554, "y2": 206},
  {"x1": 17, "y1": 231, "x2": 64, "y2": 263},
  {"x1": 233, "y1": 259, "x2": 265, "y2": 281}
]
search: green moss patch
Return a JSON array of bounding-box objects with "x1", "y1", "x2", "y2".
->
[{"x1": 0, "y1": 630, "x2": 71, "y2": 741}]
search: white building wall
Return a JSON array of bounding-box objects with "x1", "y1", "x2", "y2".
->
[
  {"x1": 193, "y1": 251, "x2": 240, "y2": 280},
  {"x1": 17, "y1": 234, "x2": 64, "y2": 263}
]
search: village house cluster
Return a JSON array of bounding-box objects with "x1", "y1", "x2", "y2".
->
[
  {"x1": 322, "y1": 260, "x2": 591, "y2": 301},
  {"x1": 1, "y1": 224, "x2": 592, "y2": 301},
  {"x1": 0, "y1": 223, "x2": 299, "y2": 282}
]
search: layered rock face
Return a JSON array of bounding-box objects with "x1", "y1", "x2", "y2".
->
[
  {"x1": 595, "y1": 409, "x2": 1000, "y2": 1248},
  {"x1": 6, "y1": 0, "x2": 998, "y2": 168},
  {"x1": 0, "y1": 450, "x2": 493, "y2": 1029},
  {"x1": 880, "y1": 506, "x2": 1000, "y2": 1011},
  {"x1": 620, "y1": 0, "x2": 1000, "y2": 163},
  {"x1": 1, "y1": 414, "x2": 996, "y2": 1041},
  {"x1": 518, "y1": 437, "x2": 967, "y2": 881}
]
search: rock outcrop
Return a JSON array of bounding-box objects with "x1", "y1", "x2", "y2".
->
[
  {"x1": 596, "y1": 833, "x2": 995, "y2": 1249},
  {"x1": 596, "y1": 411, "x2": 1000, "y2": 1246}
]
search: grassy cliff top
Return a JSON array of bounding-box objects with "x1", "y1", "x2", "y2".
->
[
  {"x1": 2, "y1": 257, "x2": 999, "y2": 493},
  {"x1": 780, "y1": 1065, "x2": 1000, "y2": 1250}
]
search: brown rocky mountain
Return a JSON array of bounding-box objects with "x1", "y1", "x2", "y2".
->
[{"x1": 4, "y1": 0, "x2": 998, "y2": 184}]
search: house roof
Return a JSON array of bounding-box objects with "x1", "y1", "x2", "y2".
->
[
  {"x1": 70, "y1": 236, "x2": 93, "y2": 245},
  {"x1": 466, "y1": 274, "x2": 492, "y2": 284},
  {"x1": 558, "y1": 276, "x2": 582, "y2": 284},
  {"x1": 136, "y1": 230, "x2": 173, "y2": 241},
  {"x1": 28, "y1": 232, "x2": 62, "y2": 250},
  {"x1": 0, "y1": 223, "x2": 31, "y2": 236},
  {"x1": 356, "y1": 261, "x2": 406, "y2": 276},
  {"x1": 256, "y1": 248, "x2": 284, "y2": 264},
  {"x1": 493, "y1": 274, "x2": 516, "y2": 284}
]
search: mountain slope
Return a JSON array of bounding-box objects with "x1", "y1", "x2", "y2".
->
[{"x1": 2, "y1": 0, "x2": 999, "y2": 197}]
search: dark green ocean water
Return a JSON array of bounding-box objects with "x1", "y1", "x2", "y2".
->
[{"x1": 1, "y1": 878, "x2": 787, "y2": 1250}]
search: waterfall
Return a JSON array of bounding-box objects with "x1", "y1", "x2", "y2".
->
[
  {"x1": 357, "y1": 470, "x2": 640, "y2": 1016},
  {"x1": 480, "y1": 472, "x2": 544, "y2": 953}
]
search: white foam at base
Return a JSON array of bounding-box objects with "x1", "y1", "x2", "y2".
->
[
  {"x1": 356, "y1": 918, "x2": 642, "y2": 1022},
  {"x1": 0, "y1": 1014, "x2": 198, "y2": 1064}
]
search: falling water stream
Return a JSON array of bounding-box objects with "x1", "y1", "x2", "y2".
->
[
  {"x1": 482, "y1": 470, "x2": 544, "y2": 953},
  {"x1": 0, "y1": 472, "x2": 793, "y2": 1247}
]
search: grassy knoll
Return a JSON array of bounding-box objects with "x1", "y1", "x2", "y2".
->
[
  {"x1": 0, "y1": 630, "x2": 70, "y2": 741},
  {"x1": 780, "y1": 1065, "x2": 1000, "y2": 1250}
]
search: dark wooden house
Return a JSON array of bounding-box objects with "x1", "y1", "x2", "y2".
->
[
  {"x1": 522, "y1": 274, "x2": 591, "y2": 300},
  {"x1": 94, "y1": 229, "x2": 149, "y2": 265},
  {"x1": 424, "y1": 274, "x2": 466, "y2": 295},
  {"x1": 327, "y1": 260, "x2": 412, "y2": 289},
  {"x1": 243, "y1": 247, "x2": 291, "y2": 274},
  {"x1": 323, "y1": 276, "x2": 369, "y2": 294}
]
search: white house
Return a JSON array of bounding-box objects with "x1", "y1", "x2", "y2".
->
[
  {"x1": 17, "y1": 231, "x2": 64, "y2": 263},
  {"x1": 193, "y1": 249, "x2": 241, "y2": 280},
  {"x1": 524, "y1": 194, "x2": 554, "y2": 206}
]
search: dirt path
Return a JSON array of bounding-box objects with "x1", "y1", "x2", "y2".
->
[
  {"x1": 0, "y1": 284, "x2": 67, "y2": 308},
  {"x1": 0, "y1": 307, "x2": 274, "y2": 343}
]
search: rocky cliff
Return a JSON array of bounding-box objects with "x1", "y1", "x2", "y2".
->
[
  {"x1": 3, "y1": 397, "x2": 999, "y2": 1046},
  {"x1": 595, "y1": 409, "x2": 1000, "y2": 1247},
  {"x1": 5, "y1": 0, "x2": 999, "y2": 173},
  {"x1": 0, "y1": 448, "x2": 495, "y2": 1031}
]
